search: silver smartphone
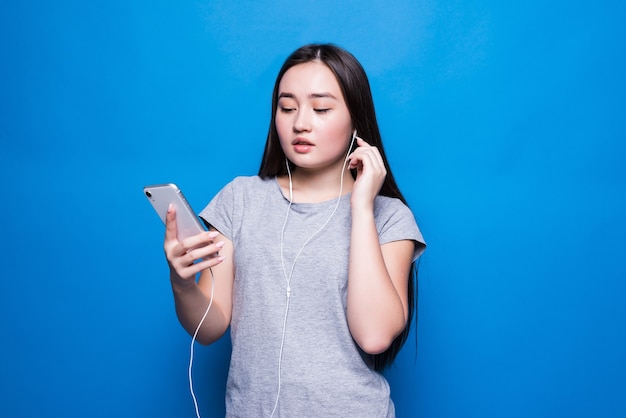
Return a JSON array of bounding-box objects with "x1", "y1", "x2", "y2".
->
[{"x1": 144, "y1": 183, "x2": 205, "y2": 241}]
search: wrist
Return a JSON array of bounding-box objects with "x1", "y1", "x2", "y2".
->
[
  {"x1": 350, "y1": 200, "x2": 375, "y2": 217},
  {"x1": 169, "y1": 270, "x2": 196, "y2": 292}
]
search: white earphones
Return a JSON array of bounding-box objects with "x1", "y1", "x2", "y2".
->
[{"x1": 271, "y1": 128, "x2": 357, "y2": 416}]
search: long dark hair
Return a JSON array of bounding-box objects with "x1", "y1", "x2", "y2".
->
[{"x1": 259, "y1": 44, "x2": 417, "y2": 371}]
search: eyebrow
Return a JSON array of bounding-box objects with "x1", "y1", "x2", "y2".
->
[{"x1": 278, "y1": 92, "x2": 338, "y2": 100}]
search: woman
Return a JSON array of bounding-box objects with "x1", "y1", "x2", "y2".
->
[{"x1": 164, "y1": 43, "x2": 425, "y2": 417}]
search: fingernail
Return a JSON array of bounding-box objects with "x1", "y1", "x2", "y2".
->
[{"x1": 215, "y1": 241, "x2": 225, "y2": 248}]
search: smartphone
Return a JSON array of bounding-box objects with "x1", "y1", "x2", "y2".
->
[{"x1": 143, "y1": 183, "x2": 205, "y2": 241}]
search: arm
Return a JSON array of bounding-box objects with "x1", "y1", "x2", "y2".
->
[
  {"x1": 164, "y1": 205, "x2": 234, "y2": 345},
  {"x1": 347, "y1": 214, "x2": 414, "y2": 354},
  {"x1": 346, "y1": 137, "x2": 415, "y2": 354}
]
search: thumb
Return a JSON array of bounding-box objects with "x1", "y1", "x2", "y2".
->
[{"x1": 164, "y1": 204, "x2": 178, "y2": 242}]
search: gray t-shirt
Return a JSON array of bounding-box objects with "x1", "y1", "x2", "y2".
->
[{"x1": 200, "y1": 176, "x2": 425, "y2": 417}]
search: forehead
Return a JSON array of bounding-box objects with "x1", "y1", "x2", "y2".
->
[{"x1": 278, "y1": 61, "x2": 343, "y2": 98}]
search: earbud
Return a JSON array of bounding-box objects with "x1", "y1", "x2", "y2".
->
[{"x1": 347, "y1": 129, "x2": 357, "y2": 155}]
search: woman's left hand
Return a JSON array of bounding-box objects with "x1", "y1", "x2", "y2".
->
[{"x1": 348, "y1": 136, "x2": 387, "y2": 210}]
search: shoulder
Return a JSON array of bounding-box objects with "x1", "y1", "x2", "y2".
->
[
  {"x1": 373, "y1": 195, "x2": 426, "y2": 257},
  {"x1": 212, "y1": 176, "x2": 283, "y2": 209},
  {"x1": 201, "y1": 176, "x2": 279, "y2": 235},
  {"x1": 227, "y1": 175, "x2": 266, "y2": 188},
  {"x1": 373, "y1": 195, "x2": 413, "y2": 218},
  {"x1": 227, "y1": 175, "x2": 275, "y2": 191},
  {"x1": 372, "y1": 195, "x2": 417, "y2": 234},
  {"x1": 214, "y1": 175, "x2": 276, "y2": 198}
]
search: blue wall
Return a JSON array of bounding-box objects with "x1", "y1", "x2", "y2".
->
[{"x1": 2, "y1": 1, "x2": 625, "y2": 417}]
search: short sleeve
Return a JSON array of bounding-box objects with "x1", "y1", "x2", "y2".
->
[
  {"x1": 199, "y1": 180, "x2": 235, "y2": 241},
  {"x1": 375, "y1": 197, "x2": 426, "y2": 261}
]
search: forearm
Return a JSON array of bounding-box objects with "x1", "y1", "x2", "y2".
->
[
  {"x1": 347, "y1": 209, "x2": 407, "y2": 354},
  {"x1": 170, "y1": 273, "x2": 230, "y2": 345}
]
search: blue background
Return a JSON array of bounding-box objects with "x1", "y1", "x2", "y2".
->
[{"x1": 2, "y1": 1, "x2": 625, "y2": 417}]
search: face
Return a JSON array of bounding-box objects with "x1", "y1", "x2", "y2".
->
[{"x1": 275, "y1": 61, "x2": 353, "y2": 172}]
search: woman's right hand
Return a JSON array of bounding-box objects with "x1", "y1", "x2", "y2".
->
[{"x1": 164, "y1": 204, "x2": 225, "y2": 287}]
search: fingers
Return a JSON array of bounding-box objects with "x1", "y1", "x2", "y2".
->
[
  {"x1": 178, "y1": 236, "x2": 224, "y2": 266},
  {"x1": 349, "y1": 136, "x2": 385, "y2": 174},
  {"x1": 164, "y1": 209, "x2": 225, "y2": 280},
  {"x1": 169, "y1": 238, "x2": 226, "y2": 280},
  {"x1": 348, "y1": 136, "x2": 387, "y2": 207},
  {"x1": 355, "y1": 136, "x2": 370, "y2": 147},
  {"x1": 166, "y1": 231, "x2": 221, "y2": 262}
]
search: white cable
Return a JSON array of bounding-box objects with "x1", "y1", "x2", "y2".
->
[
  {"x1": 185, "y1": 131, "x2": 353, "y2": 417},
  {"x1": 189, "y1": 267, "x2": 215, "y2": 418},
  {"x1": 270, "y1": 132, "x2": 356, "y2": 417}
]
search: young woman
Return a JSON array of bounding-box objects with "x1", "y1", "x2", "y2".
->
[{"x1": 164, "y1": 44, "x2": 425, "y2": 417}]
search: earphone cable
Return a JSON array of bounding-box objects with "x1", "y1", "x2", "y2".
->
[
  {"x1": 270, "y1": 132, "x2": 356, "y2": 417},
  {"x1": 189, "y1": 267, "x2": 215, "y2": 418}
]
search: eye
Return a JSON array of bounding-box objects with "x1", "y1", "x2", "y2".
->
[
  {"x1": 279, "y1": 106, "x2": 295, "y2": 114},
  {"x1": 314, "y1": 108, "x2": 331, "y2": 114}
]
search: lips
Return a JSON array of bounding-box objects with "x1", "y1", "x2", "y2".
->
[
  {"x1": 292, "y1": 137, "x2": 314, "y2": 153},
  {"x1": 292, "y1": 137, "x2": 313, "y2": 146}
]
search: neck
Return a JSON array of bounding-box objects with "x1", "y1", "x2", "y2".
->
[{"x1": 280, "y1": 164, "x2": 354, "y2": 203}]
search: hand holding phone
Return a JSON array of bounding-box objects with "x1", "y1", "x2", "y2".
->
[
  {"x1": 145, "y1": 183, "x2": 225, "y2": 284},
  {"x1": 144, "y1": 183, "x2": 205, "y2": 242}
]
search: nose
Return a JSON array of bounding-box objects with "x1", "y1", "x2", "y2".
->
[{"x1": 293, "y1": 109, "x2": 311, "y2": 133}]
